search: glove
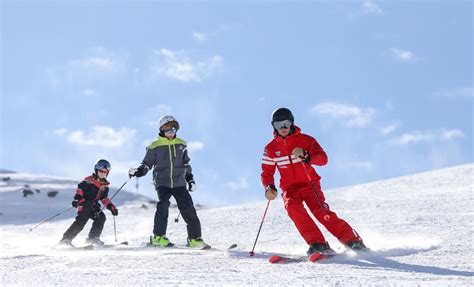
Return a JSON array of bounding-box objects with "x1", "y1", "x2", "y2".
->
[
  {"x1": 72, "y1": 193, "x2": 84, "y2": 208},
  {"x1": 185, "y1": 173, "x2": 196, "y2": 192},
  {"x1": 187, "y1": 179, "x2": 196, "y2": 192},
  {"x1": 265, "y1": 184, "x2": 277, "y2": 200},
  {"x1": 292, "y1": 147, "x2": 310, "y2": 164},
  {"x1": 107, "y1": 203, "x2": 118, "y2": 216},
  {"x1": 128, "y1": 165, "x2": 147, "y2": 178}
]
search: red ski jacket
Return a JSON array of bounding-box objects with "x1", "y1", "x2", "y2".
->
[
  {"x1": 261, "y1": 126, "x2": 328, "y2": 191},
  {"x1": 74, "y1": 175, "x2": 113, "y2": 208}
]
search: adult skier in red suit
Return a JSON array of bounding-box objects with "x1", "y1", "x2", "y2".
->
[{"x1": 261, "y1": 108, "x2": 368, "y2": 256}]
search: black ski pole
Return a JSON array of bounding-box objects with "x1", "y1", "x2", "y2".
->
[
  {"x1": 109, "y1": 179, "x2": 130, "y2": 202},
  {"x1": 249, "y1": 200, "x2": 271, "y2": 257},
  {"x1": 174, "y1": 211, "x2": 181, "y2": 223},
  {"x1": 100, "y1": 179, "x2": 129, "y2": 212},
  {"x1": 29, "y1": 206, "x2": 74, "y2": 232}
]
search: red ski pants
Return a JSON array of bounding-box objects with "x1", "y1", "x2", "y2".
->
[{"x1": 282, "y1": 182, "x2": 361, "y2": 245}]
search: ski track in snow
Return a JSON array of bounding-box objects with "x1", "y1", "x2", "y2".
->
[{"x1": 1, "y1": 164, "x2": 473, "y2": 286}]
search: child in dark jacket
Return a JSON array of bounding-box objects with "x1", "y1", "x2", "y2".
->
[
  {"x1": 129, "y1": 115, "x2": 208, "y2": 249},
  {"x1": 60, "y1": 159, "x2": 118, "y2": 246}
]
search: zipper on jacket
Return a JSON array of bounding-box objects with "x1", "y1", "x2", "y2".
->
[
  {"x1": 283, "y1": 138, "x2": 297, "y2": 180},
  {"x1": 168, "y1": 141, "x2": 174, "y2": 188}
]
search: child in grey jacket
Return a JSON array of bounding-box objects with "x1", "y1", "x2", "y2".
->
[{"x1": 129, "y1": 115, "x2": 208, "y2": 249}]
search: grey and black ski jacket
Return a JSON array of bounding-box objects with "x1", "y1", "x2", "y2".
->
[{"x1": 140, "y1": 135, "x2": 193, "y2": 189}]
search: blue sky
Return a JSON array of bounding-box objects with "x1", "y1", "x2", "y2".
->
[{"x1": 1, "y1": 1, "x2": 472, "y2": 206}]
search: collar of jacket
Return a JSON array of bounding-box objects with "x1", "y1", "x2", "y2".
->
[
  {"x1": 148, "y1": 135, "x2": 186, "y2": 149},
  {"x1": 84, "y1": 174, "x2": 110, "y2": 188},
  {"x1": 274, "y1": 125, "x2": 301, "y2": 142}
]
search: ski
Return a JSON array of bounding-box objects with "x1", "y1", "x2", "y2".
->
[
  {"x1": 145, "y1": 242, "x2": 237, "y2": 251},
  {"x1": 268, "y1": 252, "x2": 336, "y2": 264},
  {"x1": 145, "y1": 243, "x2": 210, "y2": 250},
  {"x1": 268, "y1": 255, "x2": 306, "y2": 264},
  {"x1": 308, "y1": 252, "x2": 336, "y2": 262},
  {"x1": 57, "y1": 244, "x2": 94, "y2": 250},
  {"x1": 94, "y1": 241, "x2": 129, "y2": 249},
  {"x1": 74, "y1": 244, "x2": 94, "y2": 250}
]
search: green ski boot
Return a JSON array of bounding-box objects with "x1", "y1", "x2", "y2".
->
[
  {"x1": 150, "y1": 235, "x2": 174, "y2": 247},
  {"x1": 187, "y1": 237, "x2": 210, "y2": 249}
]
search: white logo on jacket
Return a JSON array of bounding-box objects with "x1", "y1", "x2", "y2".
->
[{"x1": 275, "y1": 151, "x2": 281, "y2": 156}]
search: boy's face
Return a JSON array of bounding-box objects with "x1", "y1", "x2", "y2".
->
[
  {"x1": 97, "y1": 169, "x2": 109, "y2": 179},
  {"x1": 165, "y1": 132, "x2": 175, "y2": 140}
]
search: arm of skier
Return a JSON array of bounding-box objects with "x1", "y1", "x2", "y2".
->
[
  {"x1": 308, "y1": 137, "x2": 328, "y2": 166},
  {"x1": 183, "y1": 146, "x2": 195, "y2": 191},
  {"x1": 261, "y1": 148, "x2": 277, "y2": 199},
  {"x1": 100, "y1": 187, "x2": 118, "y2": 216},
  {"x1": 129, "y1": 148, "x2": 154, "y2": 178}
]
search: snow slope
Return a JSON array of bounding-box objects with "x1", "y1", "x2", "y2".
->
[
  {"x1": 0, "y1": 172, "x2": 149, "y2": 224},
  {"x1": 1, "y1": 164, "x2": 473, "y2": 286}
]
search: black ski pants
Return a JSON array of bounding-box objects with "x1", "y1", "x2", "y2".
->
[
  {"x1": 62, "y1": 203, "x2": 106, "y2": 240},
  {"x1": 154, "y1": 185, "x2": 201, "y2": 239}
]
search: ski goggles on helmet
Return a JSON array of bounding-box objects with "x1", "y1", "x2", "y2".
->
[
  {"x1": 161, "y1": 121, "x2": 179, "y2": 131},
  {"x1": 272, "y1": 119, "x2": 293, "y2": 130},
  {"x1": 94, "y1": 160, "x2": 111, "y2": 171},
  {"x1": 163, "y1": 127, "x2": 178, "y2": 134}
]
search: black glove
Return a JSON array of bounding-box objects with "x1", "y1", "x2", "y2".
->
[
  {"x1": 187, "y1": 179, "x2": 196, "y2": 192},
  {"x1": 107, "y1": 203, "x2": 118, "y2": 216},
  {"x1": 128, "y1": 165, "x2": 147, "y2": 178},
  {"x1": 186, "y1": 174, "x2": 195, "y2": 192},
  {"x1": 72, "y1": 193, "x2": 84, "y2": 208}
]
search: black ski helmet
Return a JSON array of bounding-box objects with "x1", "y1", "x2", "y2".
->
[
  {"x1": 271, "y1": 108, "x2": 294, "y2": 126},
  {"x1": 94, "y1": 159, "x2": 111, "y2": 173}
]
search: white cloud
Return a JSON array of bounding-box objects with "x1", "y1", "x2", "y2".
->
[
  {"x1": 187, "y1": 141, "x2": 205, "y2": 153},
  {"x1": 362, "y1": 1, "x2": 383, "y2": 14},
  {"x1": 441, "y1": 129, "x2": 464, "y2": 140},
  {"x1": 391, "y1": 131, "x2": 433, "y2": 145},
  {"x1": 55, "y1": 125, "x2": 136, "y2": 148},
  {"x1": 67, "y1": 47, "x2": 127, "y2": 75},
  {"x1": 381, "y1": 122, "x2": 401, "y2": 136},
  {"x1": 70, "y1": 57, "x2": 119, "y2": 72},
  {"x1": 310, "y1": 101, "x2": 376, "y2": 128},
  {"x1": 390, "y1": 129, "x2": 464, "y2": 145},
  {"x1": 225, "y1": 177, "x2": 249, "y2": 191},
  {"x1": 436, "y1": 87, "x2": 474, "y2": 98},
  {"x1": 192, "y1": 32, "x2": 207, "y2": 43},
  {"x1": 150, "y1": 49, "x2": 223, "y2": 83},
  {"x1": 390, "y1": 48, "x2": 416, "y2": 62},
  {"x1": 82, "y1": 89, "x2": 96, "y2": 96}
]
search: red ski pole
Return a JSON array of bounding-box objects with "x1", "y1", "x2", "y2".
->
[
  {"x1": 301, "y1": 160, "x2": 330, "y2": 221},
  {"x1": 249, "y1": 200, "x2": 271, "y2": 257}
]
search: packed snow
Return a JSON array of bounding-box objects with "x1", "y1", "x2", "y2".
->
[{"x1": 1, "y1": 164, "x2": 473, "y2": 286}]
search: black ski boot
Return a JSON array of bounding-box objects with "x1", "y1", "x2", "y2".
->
[
  {"x1": 346, "y1": 241, "x2": 369, "y2": 251},
  {"x1": 307, "y1": 242, "x2": 335, "y2": 256}
]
